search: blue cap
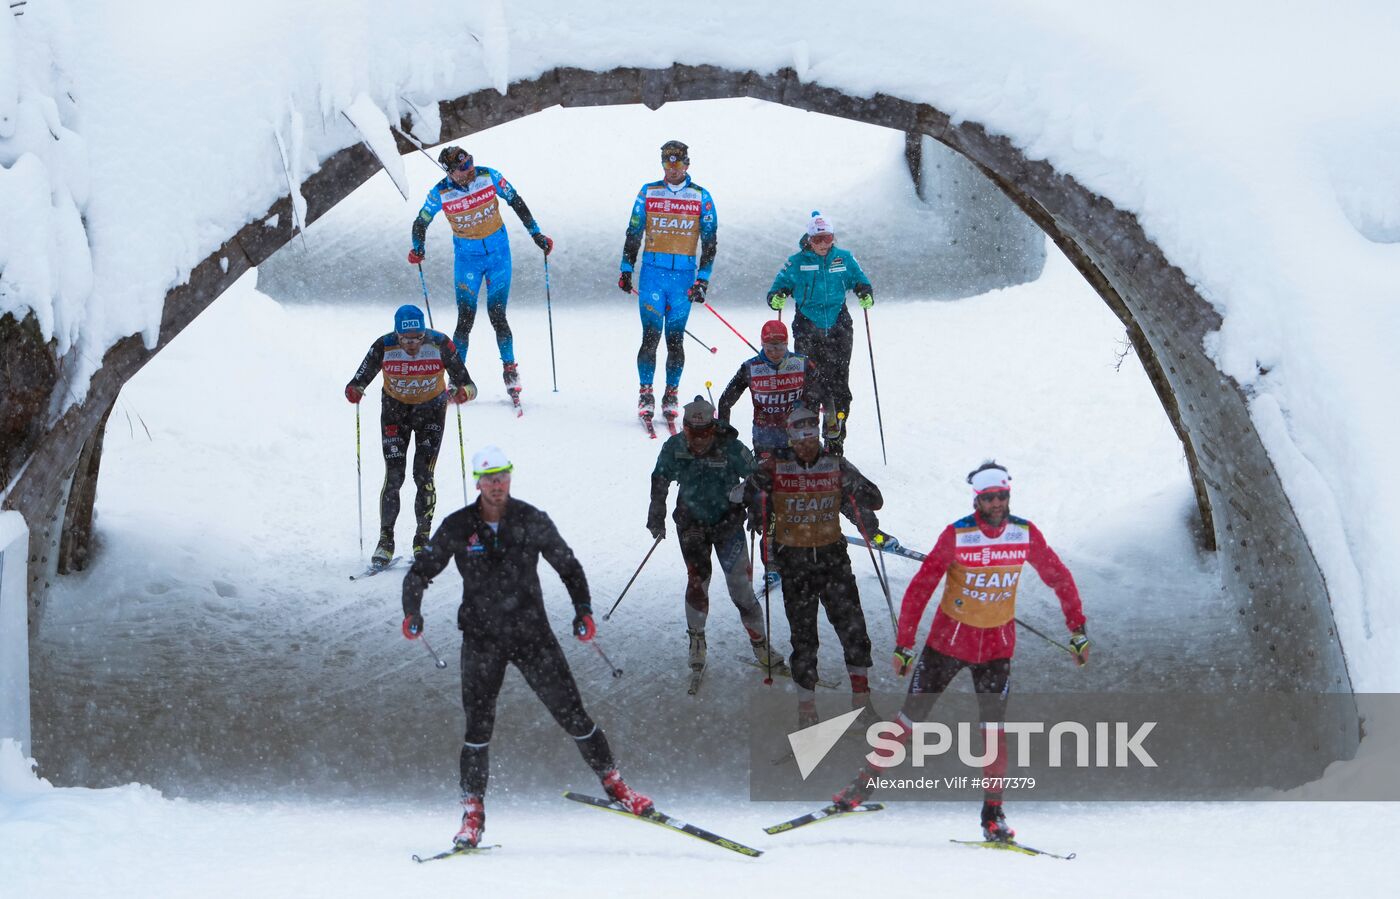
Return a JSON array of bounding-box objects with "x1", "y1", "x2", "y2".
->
[{"x1": 395, "y1": 304, "x2": 425, "y2": 334}]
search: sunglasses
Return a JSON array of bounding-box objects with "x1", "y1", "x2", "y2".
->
[
  {"x1": 450, "y1": 155, "x2": 475, "y2": 173},
  {"x1": 978, "y1": 491, "x2": 1011, "y2": 502},
  {"x1": 685, "y1": 422, "x2": 716, "y2": 434},
  {"x1": 398, "y1": 331, "x2": 426, "y2": 343},
  {"x1": 662, "y1": 154, "x2": 689, "y2": 166},
  {"x1": 808, "y1": 233, "x2": 835, "y2": 243}
]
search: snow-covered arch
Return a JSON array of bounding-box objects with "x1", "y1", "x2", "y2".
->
[{"x1": 2, "y1": 64, "x2": 1351, "y2": 703}]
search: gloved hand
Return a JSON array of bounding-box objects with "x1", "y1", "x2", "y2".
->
[
  {"x1": 893, "y1": 645, "x2": 915, "y2": 676},
  {"x1": 873, "y1": 530, "x2": 901, "y2": 552},
  {"x1": 687, "y1": 279, "x2": 709, "y2": 304},
  {"x1": 533, "y1": 233, "x2": 554, "y2": 255},
  {"x1": 767, "y1": 290, "x2": 789, "y2": 311},
  {"x1": 573, "y1": 607, "x2": 596, "y2": 642},
  {"x1": 857, "y1": 292, "x2": 874, "y2": 310},
  {"x1": 345, "y1": 384, "x2": 363, "y2": 404},
  {"x1": 618, "y1": 271, "x2": 633, "y2": 294},
  {"x1": 450, "y1": 383, "x2": 477, "y2": 404},
  {"x1": 646, "y1": 502, "x2": 666, "y2": 540},
  {"x1": 1069, "y1": 627, "x2": 1090, "y2": 667},
  {"x1": 746, "y1": 503, "x2": 764, "y2": 535},
  {"x1": 402, "y1": 614, "x2": 424, "y2": 640},
  {"x1": 408, "y1": 248, "x2": 425, "y2": 265}
]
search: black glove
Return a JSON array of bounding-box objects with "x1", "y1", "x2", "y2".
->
[
  {"x1": 746, "y1": 504, "x2": 764, "y2": 534},
  {"x1": 533, "y1": 232, "x2": 553, "y2": 254},
  {"x1": 687, "y1": 279, "x2": 709, "y2": 304},
  {"x1": 618, "y1": 271, "x2": 634, "y2": 294},
  {"x1": 646, "y1": 502, "x2": 666, "y2": 540}
]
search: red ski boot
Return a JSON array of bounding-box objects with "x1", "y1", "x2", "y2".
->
[
  {"x1": 981, "y1": 801, "x2": 1015, "y2": 843},
  {"x1": 601, "y1": 769, "x2": 654, "y2": 816},
  {"x1": 454, "y1": 794, "x2": 485, "y2": 847}
]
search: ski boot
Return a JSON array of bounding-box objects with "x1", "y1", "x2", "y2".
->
[
  {"x1": 831, "y1": 767, "x2": 873, "y2": 811},
  {"x1": 371, "y1": 531, "x2": 394, "y2": 570},
  {"x1": 754, "y1": 567, "x2": 782, "y2": 605},
  {"x1": 661, "y1": 386, "x2": 680, "y2": 424},
  {"x1": 823, "y1": 408, "x2": 846, "y2": 455},
  {"x1": 980, "y1": 801, "x2": 1015, "y2": 843},
  {"x1": 412, "y1": 527, "x2": 431, "y2": 561},
  {"x1": 687, "y1": 628, "x2": 707, "y2": 672},
  {"x1": 873, "y1": 530, "x2": 901, "y2": 552},
  {"x1": 502, "y1": 362, "x2": 521, "y2": 398},
  {"x1": 637, "y1": 385, "x2": 655, "y2": 421},
  {"x1": 454, "y1": 794, "x2": 485, "y2": 848},
  {"x1": 601, "y1": 769, "x2": 654, "y2": 816},
  {"x1": 749, "y1": 638, "x2": 789, "y2": 675}
]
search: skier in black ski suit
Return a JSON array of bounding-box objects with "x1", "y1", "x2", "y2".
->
[
  {"x1": 400, "y1": 445, "x2": 652, "y2": 848},
  {"x1": 746, "y1": 405, "x2": 891, "y2": 720},
  {"x1": 345, "y1": 303, "x2": 476, "y2": 567}
]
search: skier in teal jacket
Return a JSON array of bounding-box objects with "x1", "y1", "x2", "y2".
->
[{"x1": 766, "y1": 211, "x2": 874, "y2": 453}]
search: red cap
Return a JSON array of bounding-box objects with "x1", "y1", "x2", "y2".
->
[{"x1": 761, "y1": 320, "x2": 788, "y2": 344}]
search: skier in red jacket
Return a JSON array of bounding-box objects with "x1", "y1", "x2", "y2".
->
[{"x1": 832, "y1": 460, "x2": 1089, "y2": 843}]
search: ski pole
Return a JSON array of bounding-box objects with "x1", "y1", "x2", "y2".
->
[
  {"x1": 1015, "y1": 617, "x2": 1075, "y2": 656},
  {"x1": 703, "y1": 303, "x2": 759, "y2": 353},
  {"x1": 544, "y1": 255, "x2": 558, "y2": 392},
  {"x1": 456, "y1": 405, "x2": 468, "y2": 505},
  {"x1": 415, "y1": 263, "x2": 436, "y2": 328},
  {"x1": 686, "y1": 329, "x2": 717, "y2": 354},
  {"x1": 760, "y1": 491, "x2": 774, "y2": 685},
  {"x1": 850, "y1": 498, "x2": 897, "y2": 632},
  {"x1": 862, "y1": 308, "x2": 888, "y2": 465},
  {"x1": 603, "y1": 536, "x2": 664, "y2": 621},
  {"x1": 590, "y1": 639, "x2": 624, "y2": 678},
  {"x1": 419, "y1": 633, "x2": 449, "y2": 669},
  {"x1": 355, "y1": 404, "x2": 364, "y2": 556},
  {"x1": 704, "y1": 380, "x2": 715, "y2": 407}
]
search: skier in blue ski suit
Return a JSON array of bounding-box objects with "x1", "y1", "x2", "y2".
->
[
  {"x1": 766, "y1": 211, "x2": 873, "y2": 452},
  {"x1": 618, "y1": 140, "x2": 718, "y2": 424},
  {"x1": 408, "y1": 146, "x2": 553, "y2": 401}
]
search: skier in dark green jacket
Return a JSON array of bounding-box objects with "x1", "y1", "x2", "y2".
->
[
  {"x1": 648, "y1": 396, "x2": 784, "y2": 681},
  {"x1": 766, "y1": 211, "x2": 874, "y2": 453}
]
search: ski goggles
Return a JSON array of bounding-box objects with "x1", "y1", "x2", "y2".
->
[{"x1": 977, "y1": 490, "x2": 1011, "y2": 502}]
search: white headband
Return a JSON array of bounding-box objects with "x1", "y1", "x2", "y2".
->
[{"x1": 970, "y1": 467, "x2": 1011, "y2": 494}]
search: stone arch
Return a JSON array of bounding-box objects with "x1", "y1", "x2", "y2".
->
[{"x1": 1, "y1": 65, "x2": 1352, "y2": 702}]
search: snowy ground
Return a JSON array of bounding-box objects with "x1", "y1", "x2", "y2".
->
[{"x1": 8, "y1": 99, "x2": 1395, "y2": 894}]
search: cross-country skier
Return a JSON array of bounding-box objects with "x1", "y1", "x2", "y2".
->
[
  {"x1": 716, "y1": 319, "x2": 823, "y2": 465},
  {"x1": 717, "y1": 318, "x2": 824, "y2": 599},
  {"x1": 831, "y1": 460, "x2": 1089, "y2": 844},
  {"x1": 746, "y1": 406, "x2": 889, "y2": 716},
  {"x1": 765, "y1": 211, "x2": 873, "y2": 453},
  {"x1": 401, "y1": 445, "x2": 652, "y2": 849},
  {"x1": 648, "y1": 397, "x2": 785, "y2": 684},
  {"x1": 407, "y1": 146, "x2": 553, "y2": 406},
  {"x1": 345, "y1": 304, "x2": 476, "y2": 567},
  {"x1": 618, "y1": 140, "x2": 718, "y2": 426}
]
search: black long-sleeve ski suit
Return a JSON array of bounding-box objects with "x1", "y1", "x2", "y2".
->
[{"x1": 401, "y1": 496, "x2": 617, "y2": 797}]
